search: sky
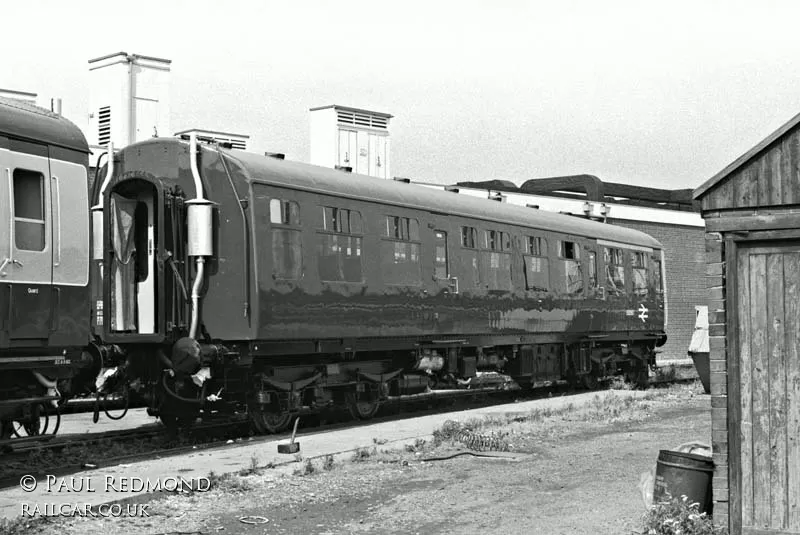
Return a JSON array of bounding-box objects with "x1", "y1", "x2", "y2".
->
[{"x1": 4, "y1": 1, "x2": 800, "y2": 190}]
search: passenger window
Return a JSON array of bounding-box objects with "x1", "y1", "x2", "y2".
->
[
  {"x1": 482, "y1": 229, "x2": 511, "y2": 291},
  {"x1": 384, "y1": 216, "x2": 417, "y2": 241},
  {"x1": 652, "y1": 258, "x2": 663, "y2": 295},
  {"x1": 270, "y1": 199, "x2": 303, "y2": 280},
  {"x1": 13, "y1": 169, "x2": 46, "y2": 251},
  {"x1": 461, "y1": 226, "x2": 477, "y2": 249},
  {"x1": 558, "y1": 240, "x2": 580, "y2": 260},
  {"x1": 558, "y1": 240, "x2": 583, "y2": 295},
  {"x1": 270, "y1": 199, "x2": 300, "y2": 225},
  {"x1": 486, "y1": 230, "x2": 498, "y2": 251},
  {"x1": 381, "y1": 215, "x2": 421, "y2": 285},
  {"x1": 632, "y1": 251, "x2": 648, "y2": 297},
  {"x1": 524, "y1": 235, "x2": 549, "y2": 292},
  {"x1": 588, "y1": 251, "x2": 597, "y2": 289},
  {"x1": 434, "y1": 230, "x2": 449, "y2": 279},
  {"x1": 318, "y1": 206, "x2": 363, "y2": 282},
  {"x1": 527, "y1": 236, "x2": 546, "y2": 256},
  {"x1": 604, "y1": 247, "x2": 626, "y2": 295}
]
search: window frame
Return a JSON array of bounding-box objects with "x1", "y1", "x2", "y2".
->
[
  {"x1": 317, "y1": 205, "x2": 364, "y2": 283},
  {"x1": 12, "y1": 168, "x2": 47, "y2": 252},
  {"x1": 381, "y1": 214, "x2": 422, "y2": 286},
  {"x1": 461, "y1": 226, "x2": 477, "y2": 249}
]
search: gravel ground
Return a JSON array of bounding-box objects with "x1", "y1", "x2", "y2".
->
[{"x1": 4, "y1": 383, "x2": 710, "y2": 535}]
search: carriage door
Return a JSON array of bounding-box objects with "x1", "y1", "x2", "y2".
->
[
  {"x1": 735, "y1": 241, "x2": 800, "y2": 534},
  {"x1": 2, "y1": 150, "x2": 53, "y2": 340},
  {"x1": 108, "y1": 181, "x2": 156, "y2": 334}
]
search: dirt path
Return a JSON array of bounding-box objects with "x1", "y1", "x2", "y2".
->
[{"x1": 6, "y1": 385, "x2": 710, "y2": 535}]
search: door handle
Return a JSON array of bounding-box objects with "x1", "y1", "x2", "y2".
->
[{"x1": 0, "y1": 258, "x2": 22, "y2": 277}]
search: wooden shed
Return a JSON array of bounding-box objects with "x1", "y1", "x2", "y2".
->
[{"x1": 694, "y1": 111, "x2": 800, "y2": 534}]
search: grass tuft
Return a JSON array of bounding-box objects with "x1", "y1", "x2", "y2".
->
[
  {"x1": 323, "y1": 454, "x2": 335, "y2": 471},
  {"x1": 207, "y1": 471, "x2": 252, "y2": 492},
  {"x1": 642, "y1": 494, "x2": 728, "y2": 535}
]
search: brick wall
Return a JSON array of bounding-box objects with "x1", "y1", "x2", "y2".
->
[
  {"x1": 704, "y1": 232, "x2": 728, "y2": 530},
  {"x1": 610, "y1": 219, "x2": 706, "y2": 362}
]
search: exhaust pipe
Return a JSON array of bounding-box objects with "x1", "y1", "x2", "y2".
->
[{"x1": 186, "y1": 133, "x2": 214, "y2": 339}]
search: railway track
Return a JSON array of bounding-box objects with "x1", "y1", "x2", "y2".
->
[{"x1": 0, "y1": 370, "x2": 700, "y2": 491}]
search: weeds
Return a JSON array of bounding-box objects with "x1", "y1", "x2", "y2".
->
[
  {"x1": 431, "y1": 420, "x2": 510, "y2": 451},
  {"x1": 207, "y1": 471, "x2": 252, "y2": 493},
  {"x1": 0, "y1": 517, "x2": 44, "y2": 535},
  {"x1": 609, "y1": 376, "x2": 634, "y2": 390},
  {"x1": 373, "y1": 437, "x2": 388, "y2": 445},
  {"x1": 655, "y1": 365, "x2": 677, "y2": 383},
  {"x1": 642, "y1": 495, "x2": 727, "y2": 535},
  {"x1": 323, "y1": 454, "x2": 335, "y2": 471},
  {"x1": 351, "y1": 447, "x2": 376, "y2": 462},
  {"x1": 303, "y1": 459, "x2": 315, "y2": 475},
  {"x1": 404, "y1": 438, "x2": 427, "y2": 453}
]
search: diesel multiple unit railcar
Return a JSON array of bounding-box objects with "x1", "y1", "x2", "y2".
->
[{"x1": 0, "y1": 96, "x2": 666, "y2": 438}]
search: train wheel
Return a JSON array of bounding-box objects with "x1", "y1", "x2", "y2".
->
[
  {"x1": 581, "y1": 374, "x2": 599, "y2": 390},
  {"x1": 250, "y1": 408, "x2": 292, "y2": 434},
  {"x1": 346, "y1": 393, "x2": 381, "y2": 420},
  {"x1": 628, "y1": 369, "x2": 650, "y2": 389},
  {"x1": 12, "y1": 404, "x2": 48, "y2": 437}
]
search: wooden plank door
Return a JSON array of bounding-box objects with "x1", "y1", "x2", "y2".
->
[{"x1": 736, "y1": 241, "x2": 800, "y2": 534}]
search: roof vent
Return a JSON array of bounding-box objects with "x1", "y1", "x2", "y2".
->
[
  {"x1": 98, "y1": 105, "x2": 112, "y2": 146},
  {"x1": 445, "y1": 186, "x2": 460, "y2": 193},
  {"x1": 335, "y1": 165, "x2": 352, "y2": 173},
  {"x1": 393, "y1": 177, "x2": 411, "y2": 183},
  {"x1": 175, "y1": 129, "x2": 248, "y2": 150},
  {"x1": 336, "y1": 109, "x2": 389, "y2": 130},
  {"x1": 265, "y1": 152, "x2": 285, "y2": 159}
]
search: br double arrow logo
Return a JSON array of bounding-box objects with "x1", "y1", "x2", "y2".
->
[{"x1": 638, "y1": 304, "x2": 649, "y2": 323}]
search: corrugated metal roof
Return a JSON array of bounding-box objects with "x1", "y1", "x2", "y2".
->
[
  {"x1": 0, "y1": 96, "x2": 89, "y2": 153},
  {"x1": 221, "y1": 147, "x2": 662, "y2": 249},
  {"x1": 694, "y1": 110, "x2": 800, "y2": 200}
]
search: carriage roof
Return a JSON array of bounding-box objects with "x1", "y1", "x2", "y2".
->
[{"x1": 221, "y1": 146, "x2": 662, "y2": 250}]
